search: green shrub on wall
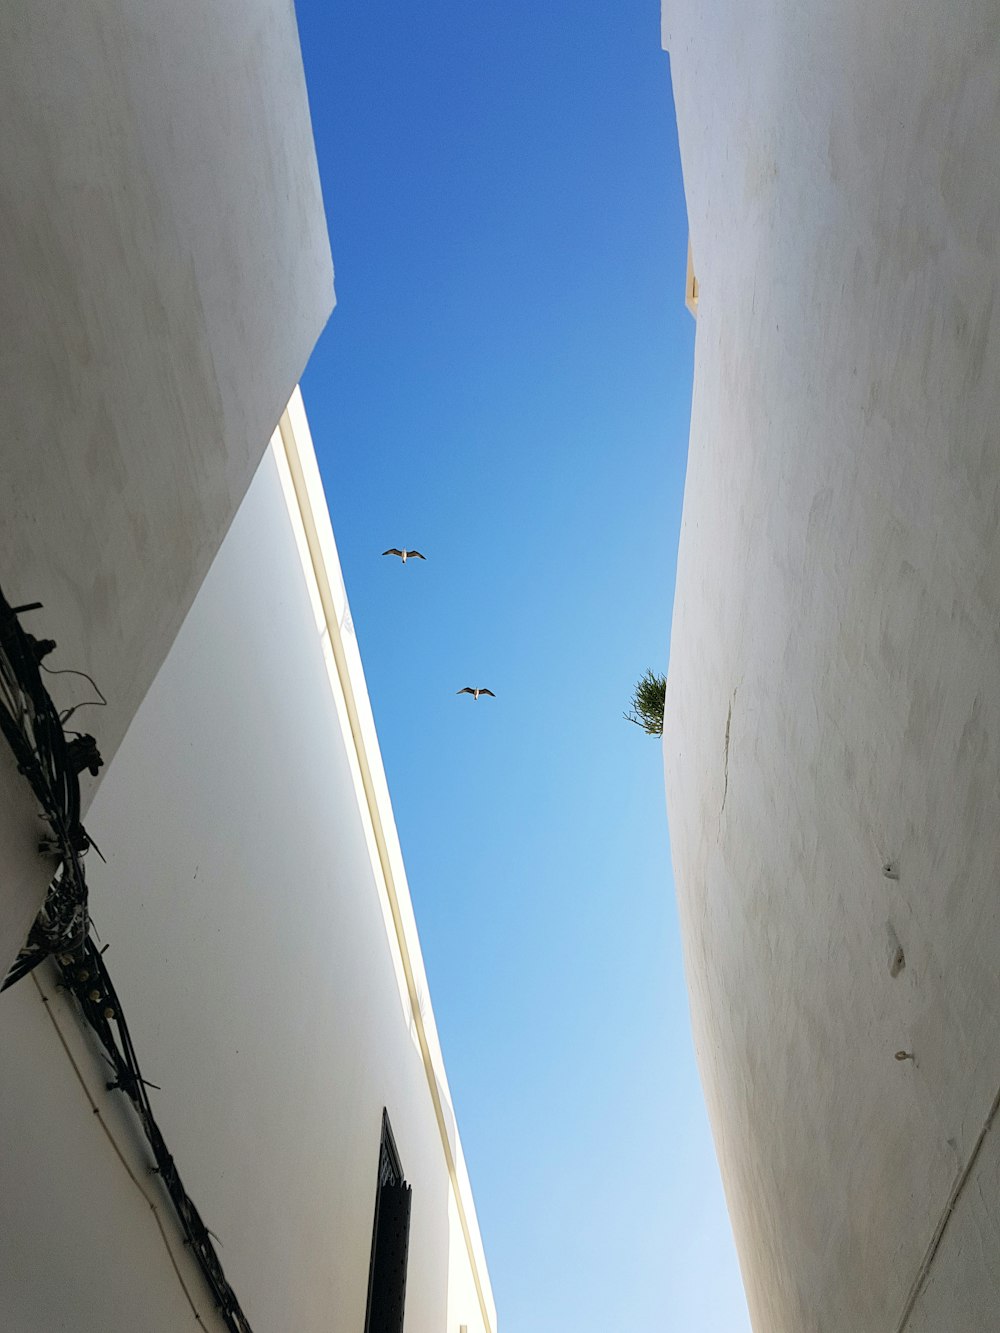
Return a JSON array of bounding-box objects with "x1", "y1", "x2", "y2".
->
[{"x1": 624, "y1": 670, "x2": 666, "y2": 736}]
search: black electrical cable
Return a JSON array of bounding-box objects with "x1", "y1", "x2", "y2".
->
[
  {"x1": 0, "y1": 585, "x2": 254, "y2": 1332},
  {"x1": 0, "y1": 594, "x2": 91, "y2": 986}
]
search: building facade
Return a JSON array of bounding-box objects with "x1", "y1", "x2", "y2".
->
[
  {"x1": 0, "y1": 0, "x2": 333, "y2": 970},
  {"x1": 0, "y1": 6, "x2": 495, "y2": 1329},
  {"x1": 1, "y1": 397, "x2": 496, "y2": 1331},
  {"x1": 662, "y1": 2, "x2": 1000, "y2": 1330}
]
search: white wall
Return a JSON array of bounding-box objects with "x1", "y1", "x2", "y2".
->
[
  {"x1": 0, "y1": 411, "x2": 495, "y2": 1332},
  {"x1": 0, "y1": 0, "x2": 334, "y2": 970},
  {"x1": 662, "y1": 3, "x2": 1000, "y2": 1329}
]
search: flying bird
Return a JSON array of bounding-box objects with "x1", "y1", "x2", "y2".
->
[
  {"x1": 456, "y1": 687, "x2": 495, "y2": 700},
  {"x1": 382, "y1": 548, "x2": 426, "y2": 563}
]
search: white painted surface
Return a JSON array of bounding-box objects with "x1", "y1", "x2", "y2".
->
[
  {"x1": 906, "y1": 1112, "x2": 1000, "y2": 1332},
  {"x1": 0, "y1": 416, "x2": 494, "y2": 1331},
  {"x1": 662, "y1": 3, "x2": 1000, "y2": 1329},
  {"x1": 0, "y1": 0, "x2": 333, "y2": 969},
  {"x1": 0, "y1": 973, "x2": 216, "y2": 1332}
]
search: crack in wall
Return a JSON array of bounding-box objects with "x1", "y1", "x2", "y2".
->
[
  {"x1": 720, "y1": 691, "x2": 735, "y2": 816},
  {"x1": 895, "y1": 1080, "x2": 1000, "y2": 1330}
]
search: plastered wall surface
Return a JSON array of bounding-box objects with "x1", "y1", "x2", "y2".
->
[
  {"x1": 905, "y1": 1116, "x2": 1000, "y2": 1332},
  {"x1": 661, "y1": 2, "x2": 1000, "y2": 1329},
  {"x1": 0, "y1": 0, "x2": 333, "y2": 970},
  {"x1": 0, "y1": 442, "x2": 493, "y2": 1331}
]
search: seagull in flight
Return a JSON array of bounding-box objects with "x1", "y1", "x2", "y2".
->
[
  {"x1": 456, "y1": 687, "x2": 495, "y2": 700},
  {"x1": 382, "y1": 548, "x2": 426, "y2": 563}
]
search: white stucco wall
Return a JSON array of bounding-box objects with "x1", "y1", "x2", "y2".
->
[
  {"x1": 0, "y1": 0, "x2": 334, "y2": 971},
  {"x1": 662, "y1": 3, "x2": 1000, "y2": 1330},
  {"x1": 0, "y1": 407, "x2": 494, "y2": 1332}
]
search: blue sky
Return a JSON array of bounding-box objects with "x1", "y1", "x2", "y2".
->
[{"x1": 294, "y1": 1, "x2": 751, "y2": 1327}]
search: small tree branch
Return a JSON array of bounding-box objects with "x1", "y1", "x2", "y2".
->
[{"x1": 624, "y1": 671, "x2": 666, "y2": 736}]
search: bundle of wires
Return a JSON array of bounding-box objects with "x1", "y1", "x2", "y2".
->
[
  {"x1": 57, "y1": 936, "x2": 255, "y2": 1332},
  {"x1": 0, "y1": 584, "x2": 254, "y2": 1332},
  {"x1": 0, "y1": 587, "x2": 96, "y2": 989}
]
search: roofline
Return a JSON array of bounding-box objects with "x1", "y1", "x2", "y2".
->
[{"x1": 273, "y1": 388, "x2": 497, "y2": 1333}]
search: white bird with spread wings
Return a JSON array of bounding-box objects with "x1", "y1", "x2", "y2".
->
[
  {"x1": 382, "y1": 548, "x2": 426, "y2": 563},
  {"x1": 456, "y1": 687, "x2": 495, "y2": 700}
]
